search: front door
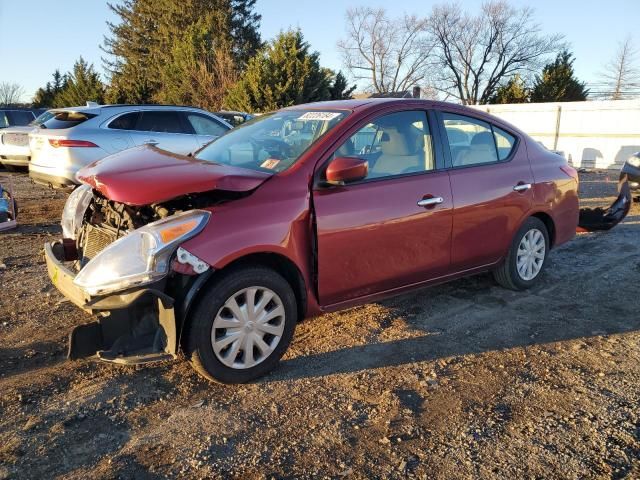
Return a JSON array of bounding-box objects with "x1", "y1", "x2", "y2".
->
[{"x1": 313, "y1": 110, "x2": 453, "y2": 307}]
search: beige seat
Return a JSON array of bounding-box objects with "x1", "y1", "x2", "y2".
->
[
  {"x1": 369, "y1": 126, "x2": 424, "y2": 177},
  {"x1": 456, "y1": 131, "x2": 497, "y2": 166}
]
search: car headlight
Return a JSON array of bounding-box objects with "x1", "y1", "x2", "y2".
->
[
  {"x1": 626, "y1": 155, "x2": 640, "y2": 168},
  {"x1": 61, "y1": 185, "x2": 93, "y2": 239},
  {"x1": 73, "y1": 210, "x2": 210, "y2": 296}
]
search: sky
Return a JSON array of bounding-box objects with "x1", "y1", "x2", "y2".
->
[{"x1": 0, "y1": 0, "x2": 638, "y2": 102}]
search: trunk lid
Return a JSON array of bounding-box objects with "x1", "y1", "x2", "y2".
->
[{"x1": 76, "y1": 145, "x2": 272, "y2": 205}]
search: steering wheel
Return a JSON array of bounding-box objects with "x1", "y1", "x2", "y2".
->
[{"x1": 250, "y1": 136, "x2": 291, "y2": 159}]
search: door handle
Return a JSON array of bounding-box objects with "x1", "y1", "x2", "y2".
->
[
  {"x1": 417, "y1": 196, "x2": 444, "y2": 207},
  {"x1": 513, "y1": 183, "x2": 532, "y2": 192},
  {"x1": 144, "y1": 139, "x2": 159, "y2": 146}
]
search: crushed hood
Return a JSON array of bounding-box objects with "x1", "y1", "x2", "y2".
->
[{"x1": 77, "y1": 145, "x2": 271, "y2": 205}]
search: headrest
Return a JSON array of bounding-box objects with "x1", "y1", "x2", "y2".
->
[
  {"x1": 380, "y1": 127, "x2": 415, "y2": 156},
  {"x1": 471, "y1": 131, "x2": 495, "y2": 147},
  {"x1": 446, "y1": 128, "x2": 468, "y2": 144}
]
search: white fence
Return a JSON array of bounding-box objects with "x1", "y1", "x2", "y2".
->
[{"x1": 472, "y1": 100, "x2": 640, "y2": 170}]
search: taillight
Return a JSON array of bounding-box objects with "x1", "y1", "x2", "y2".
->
[
  {"x1": 49, "y1": 139, "x2": 98, "y2": 148},
  {"x1": 560, "y1": 165, "x2": 578, "y2": 181}
]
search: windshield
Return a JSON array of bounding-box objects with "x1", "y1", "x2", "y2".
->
[
  {"x1": 195, "y1": 109, "x2": 348, "y2": 173},
  {"x1": 29, "y1": 110, "x2": 55, "y2": 126}
]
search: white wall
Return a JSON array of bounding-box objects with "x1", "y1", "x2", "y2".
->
[{"x1": 472, "y1": 100, "x2": 640, "y2": 170}]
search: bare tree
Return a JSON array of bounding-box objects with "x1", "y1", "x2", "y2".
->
[
  {"x1": 0, "y1": 82, "x2": 25, "y2": 106},
  {"x1": 428, "y1": 1, "x2": 563, "y2": 105},
  {"x1": 337, "y1": 8, "x2": 434, "y2": 94},
  {"x1": 600, "y1": 37, "x2": 640, "y2": 100}
]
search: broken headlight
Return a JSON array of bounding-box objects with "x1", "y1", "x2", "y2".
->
[
  {"x1": 61, "y1": 184, "x2": 93, "y2": 239},
  {"x1": 73, "y1": 210, "x2": 210, "y2": 296}
]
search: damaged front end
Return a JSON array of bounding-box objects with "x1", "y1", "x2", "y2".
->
[
  {"x1": 578, "y1": 175, "x2": 632, "y2": 232},
  {"x1": 46, "y1": 187, "x2": 224, "y2": 364}
]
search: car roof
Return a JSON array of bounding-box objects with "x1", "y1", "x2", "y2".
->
[
  {"x1": 0, "y1": 108, "x2": 36, "y2": 113},
  {"x1": 283, "y1": 98, "x2": 478, "y2": 112},
  {"x1": 50, "y1": 104, "x2": 216, "y2": 115},
  {"x1": 283, "y1": 98, "x2": 528, "y2": 138}
]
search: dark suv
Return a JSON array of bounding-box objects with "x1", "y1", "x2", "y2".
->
[{"x1": 0, "y1": 109, "x2": 36, "y2": 129}]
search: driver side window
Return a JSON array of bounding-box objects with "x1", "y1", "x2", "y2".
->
[{"x1": 333, "y1": 110, "x2": 434, "y2": 181}]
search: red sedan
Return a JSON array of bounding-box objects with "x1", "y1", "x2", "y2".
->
[{"x1": 45, "y1": 99, "x2": 579, "y2": 383}]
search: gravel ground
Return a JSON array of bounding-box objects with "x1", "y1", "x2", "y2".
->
[{"x1": 0, "y1": 169, "x2": 639, "y2": 479}]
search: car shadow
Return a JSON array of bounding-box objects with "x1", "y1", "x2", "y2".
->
[
  {"x1": 273, "y1": 215, "x2": 640, "y2": 382},
  {"x1": 275, "y1": 276, "x2": 640, "y2": 381}
]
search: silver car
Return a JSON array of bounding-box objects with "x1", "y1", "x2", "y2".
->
[
  {"x1": 0, "y1": 111, "x2": 55, "y2": 171},
  {"x1": 29, "y1": 104, "x2": 231, "y2": 188}
]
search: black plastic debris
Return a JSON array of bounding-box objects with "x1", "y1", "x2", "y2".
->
[{"x1": 578, "y1": 175, "x2": 631, "y2": 232}]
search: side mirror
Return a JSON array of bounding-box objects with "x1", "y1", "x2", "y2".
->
[{"x1": 325, "y1": 157, "x2": 368, "y2": 185}]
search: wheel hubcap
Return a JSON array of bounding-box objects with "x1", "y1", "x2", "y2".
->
[
  {"x1": 516, "y1": 228, "x2": 546, "y2": 281},
  {"x1": 211, "y1": 287, "x2": 285, "y2": 369}
]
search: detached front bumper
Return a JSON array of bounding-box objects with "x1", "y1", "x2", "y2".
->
[
  {"x1": 45, "y1": 241, "x2": 178, "y2": 364},
  {"x1": 620, "y1": 162, "x2": 640, "y2": 192}
]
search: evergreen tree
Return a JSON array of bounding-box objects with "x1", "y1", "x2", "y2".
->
[
  {"x1": 531, "y1": 51, "x2": 589, "y2": 102},
  {"x1": 489, "y1": 74, "x2": 529, "y2": 104},
  {"x1": 154, "y1": 9, "x2": 238, "y2": 109},
  {"x1": 53, "y1": 57, "x2": 105, "y2": 107},
  {"x1": 328, "y1": 71, "x2": 356, "y2": 100},
  {"x1": 32, "y1": 70, "x2": 67, "y2": 107},
  {"x1": 224, "y1": 30, "x2": 335, "y2": 112},
  {"x1": 103, "y1": 0, "x2": 261, "y2": 104}
]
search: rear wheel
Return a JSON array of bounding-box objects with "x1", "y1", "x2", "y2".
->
[
  {"x1": 185, "y1": 266, "x2": 297, "y2": 384},
  {"x1": 493, "y1": 217, "x2": 549, "y2": 291}
]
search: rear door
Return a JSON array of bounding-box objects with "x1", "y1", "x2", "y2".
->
[
  {"x1": 129, "y1": 110, "x2": 199, "y2": 155},
  {"x1": 439, "y1": 111, "x2": 534, "y2": 270},
  {"x1": 313, "y1": 109, "x2": 453, "y2": 307},
  {"x1": 182, "y1": 112, "x2": 229, "y2": 148}
]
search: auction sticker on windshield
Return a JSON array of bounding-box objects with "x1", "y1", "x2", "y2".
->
[
  {"x1": 297, "y1": 112, "x2": 342, "y2": 121},
  {"x1": 260, "y1": 159, "x2": 280, "y2": 170}
]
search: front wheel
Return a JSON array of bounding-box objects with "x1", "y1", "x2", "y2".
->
[
  {"x1": 493, "y1": 217, "x2": 549, "y2": 291},
  {"x1": 185, "y1": 266, "x2": 297, "y2": 384}
]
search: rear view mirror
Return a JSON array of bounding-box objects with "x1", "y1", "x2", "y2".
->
[{"x1": 325, "y1": 157, "x2": 368, "y2": 185}]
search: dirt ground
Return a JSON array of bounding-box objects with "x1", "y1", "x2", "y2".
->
[{"x1": 0, "y1": 169, "x2": 639, "y2": 479}]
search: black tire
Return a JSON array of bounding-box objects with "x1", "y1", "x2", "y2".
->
[
  {"x1": 493, "y1": 217, "x2": 549, "y2": 291},
  {"x1": 184, "y1": 266, "x2": 297, "y2": 384}
]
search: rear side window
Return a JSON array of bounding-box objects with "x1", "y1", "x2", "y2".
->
[
  {"x1": 442, "y1": 113, "x2": 498, "y2": 167},
  {"x1": 493, "y1": 127, "x2": 516, "y2": 160},
  {"x1": 185, "y1": 113, "x2": 228, "y2": 136},
  {"x1": 41, "y1": 111, "x2": 97, "y2": 129},
  {"x1": 108, "y1": 112, "x2": 140, "y2": 130},
  {"x1": 136, "y1": 111, "x2": 186, "y2": 134},
  {"x1": 7, "y1": 111, "x2": 35, "y2": 126},
  {"x1": 30, "y1": 111, "x2": 55, "y2": 126}
]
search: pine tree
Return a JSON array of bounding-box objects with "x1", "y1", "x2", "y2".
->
[
  {"x1": 224, "y1": 30, "x2": 336, "y2": 112},
  {"x1": 53, "y1": 57, "x2": 105, "y2": 107},
  {"x1": 103, "y1": 0, "x2": 261, "y2": 104},
  {"x1": 32, "y1": 70, "x2": 68, "y2": 107},
  {"x1": 531, "y1": 51, "x2": 589, "y2": 102},
  {"x1": 489, "y1": 74, "x2": 529, "y2": 104},
  {"x1": 328, "y1": 71, "x2": 356, "y2": 100}
]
